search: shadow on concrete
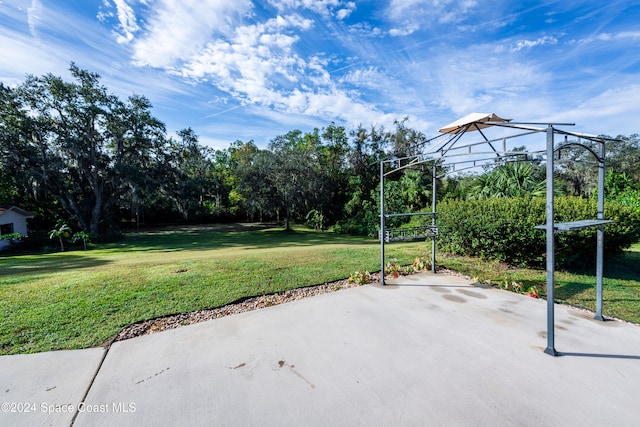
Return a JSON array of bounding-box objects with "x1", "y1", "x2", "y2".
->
[
  {"x1": 558, "y1": 352, "x2": 640, "y2": 360},
  {"x1": 378, "y1": 283, "x2": 472, "y2": 288}
]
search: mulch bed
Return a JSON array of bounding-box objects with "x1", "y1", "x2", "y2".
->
[
  {"x1": 112, "y1": 268, "x2": 474, "y2": 344},
  {"x1": 113, "y1": 273, "x2": 379, "y2": 342}
]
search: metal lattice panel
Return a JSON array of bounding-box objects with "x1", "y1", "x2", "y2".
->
[{"x1": 378, "y1": 226, "x2": 438, "y2": 243}]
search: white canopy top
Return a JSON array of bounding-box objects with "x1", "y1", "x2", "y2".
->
[{"x1": 438, "y1": 112, "x2": 510, "y2": 134}]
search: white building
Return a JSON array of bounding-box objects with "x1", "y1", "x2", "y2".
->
[{"x1": 0, "y1": 206, "x2": 34, "y2": 250}]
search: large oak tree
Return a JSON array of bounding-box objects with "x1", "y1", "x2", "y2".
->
[{"x1": 7, "y1": 64, "x2": 167, "y2": 236}]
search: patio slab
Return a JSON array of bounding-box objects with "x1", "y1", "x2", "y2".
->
[
  {"x1": 69, "y1": 272, "x2": 640, "y2": 426},
  {"x1": 0, "y1": 348, "x2": 105, "y2": 427}
]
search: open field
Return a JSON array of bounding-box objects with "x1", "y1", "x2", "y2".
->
[{"x1": 1, "y1": 226, "x2": 638, "y2": 355}]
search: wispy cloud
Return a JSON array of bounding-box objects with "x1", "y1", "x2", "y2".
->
[
  {"x1": 439, "y1": 0, "x2": 478, "y2": 24},
  {"x1": 27, "y1": 0, "x2": 42, "y2": 38},
  {"x1": 0, "y1": 2, "x2": 124, "y2": 80},
  {"x1": 430, "y1": 50, "x2": 549, "y2": 117},
  {"x1": 0, "y1": 33, "x2": 61, "y2": 83},
  {"x1": 573, "y1": 30, "x2": 640, "y2": 45},
  {"x1": 554, "y1": 84, "x2": 640, "y2": 136},
  {"x1": 387, "y1": 0, "x2": 478, "y2": 35},
  {"x1": 267, "y1": 0, "x2": 356, "y2": 19},
  {"x1": 511, "y1": 35, "x2": 558, "y2": 51},
  {"x1": 348, "y1": 22, "x2": 383, "y2": 37},
  {"x1": 160, "y1": 7, "x2": 411, "y2": 132},
  {"x1": 1, "y1": 0, "x2": 638, "y2": 146}
]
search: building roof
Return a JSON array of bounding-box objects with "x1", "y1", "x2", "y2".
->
[{"x1": 0, "y1": 206, "x2": 35, "y2": 219}]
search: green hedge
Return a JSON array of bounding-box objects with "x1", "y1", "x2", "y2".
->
[{"x1": 412, "y1": 196, "x2": 640, "y2": 267}]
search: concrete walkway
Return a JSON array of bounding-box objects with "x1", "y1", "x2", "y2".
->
[{"x1": 2, "y1": 272, "x2": 640, "y2": 426}]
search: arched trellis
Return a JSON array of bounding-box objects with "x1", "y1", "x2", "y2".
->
[{"x1": 378, "y1": 113, "x2": 618, "y2": 356}]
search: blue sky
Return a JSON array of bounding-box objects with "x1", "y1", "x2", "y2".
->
[{"x1": 1, "y1": 0, "x2": 639, "y2": 149}]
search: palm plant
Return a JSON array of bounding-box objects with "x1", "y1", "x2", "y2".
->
[
  {"x1": 49, "y1": 221, "x2": 71, "y2": 252},
  {"x1": 469, "y1": 162, "x2": 545, "y2": 199},
  {"x1": 72, "y1": 231, "x2": 92, "y2": 250}
]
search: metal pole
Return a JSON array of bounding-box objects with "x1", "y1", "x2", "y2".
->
[
  {"x1": 544, "y1": 125, "x2": 557, "y2": 356},
  {"x1": 431, "y1": 162, "x2": 437, "y2": 273},
  {"x1": 380, "y1": 160, "x2": 385, "y2": 286},
  {"x1": 595, "y1": 141, "x2": 606, "y2": 321}
]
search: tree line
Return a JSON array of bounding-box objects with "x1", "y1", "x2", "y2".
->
[{"x1": 1, "y1": 65, "x2": 638, "y2": 244}]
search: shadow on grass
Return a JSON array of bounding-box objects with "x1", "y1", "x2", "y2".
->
[
  {"x1": 0, "y1": 255, "x2": 114, "y2": 277},
  {"x1": 554, "y1": 280, "x2": 593, "y2": 301},
  {"x1": 605, "y1": 250, "x2": 640, "y2": 281},
  {"x1": 562, "y1": 250, "x2": 640, "y2": 282},
  {"x1": 550, "y1": 248, "x2": 640, "y2": 301},
  {"x1": 111, "y1": 227, "x2": 379, "y2": 253}
]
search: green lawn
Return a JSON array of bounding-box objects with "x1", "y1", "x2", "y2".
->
[
  {"x1": 437, "y1": 242, "x2": 640, "y2": 323},
  {"x1": 1, "y1": 227, "x2": 638, "y2": 355},
  {"x1": 0, "y1": 226, "x2": 427, "y2": 355}
]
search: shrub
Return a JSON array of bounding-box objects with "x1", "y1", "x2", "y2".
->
[
  {"x1": 414, "y1": 196, "x2": 640, "y2": 267},
  {"x1": 610, "y1": 189, "x2": 640, "y2": 212},
  {"x1": 412, "y1": 256, "x2": 431, "y2": 272},
  {"x1": 0, "y1": 233, "x2": 23, "y2": 253},
  {"x1": 384, "y1": 262, "x2": 400, "y2": 278},
  {"x1": 305, "y1": 209, "x2": 325, "y2": 231},
  {"x1": 333, "y1": 199, "x2": 379, "y2": 237},
  {"x1": 19, "y1": 230, "x2": 50, "y2": 252},
  {"x1": 348, "y1": 270, "x2": 370, "y2": 285}
]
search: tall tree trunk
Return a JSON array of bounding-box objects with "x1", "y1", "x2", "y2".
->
[
  {"x1": 285, "y1": 208, "x2": 291, "y2": 231},
  {"x1": 90, "y1": 186, "x2": 103, "y2": 236}
]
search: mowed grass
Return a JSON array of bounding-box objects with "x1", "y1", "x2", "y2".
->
[
  {"x1": 2, "y1": 226, "x2": 638, "y2": 355},
  {"x1": 0, "y1": 226, "x2": 428, "y2": 355},
  {"x1": 438, "y1": 242, "x2": 640, "y2": 324}
]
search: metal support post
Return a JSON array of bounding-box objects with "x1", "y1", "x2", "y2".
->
[
  {"x1": 544, "y1": 125, "x2": 557, "y2": 356},
  {"x1": 431, "y1": 163, "x2": 437, "y2": 273},
  {"x1": 380, "y1": 160, "x2": 385, "y2": 286},
  {"x1": 595, "y1": 141, "x2": 606, "y2": 321}
]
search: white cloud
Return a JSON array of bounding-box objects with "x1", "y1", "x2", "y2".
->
[
  {"x1": 131, "y1": 0, "x2": 253, "y2": 68},
  {"x1": 423, "y1": 40, "x2": 640, "y2": 137},
  {"x1": 178, "y1": 14, "x2": 310, "y2": 88},
  {"x1": 439, "y1": 0, "x2": 478, "y2": 23},
  {"x1": 348, "y1": 22, "x2": 383, "y2": 37},
  {"x1": 511, "y1": 35, "x2": 558, "y2": 52},
  {"x1": 387, "y1": 0, "x2": 478, "y2": 29},
  {"x1": 341, "y1": 66, "x2": 385, "y2": 89},
  {"x1": 112, "y1": 0, "x2": 139, "y2": 44},
  {"x1": 552, "y1": 85, "x2": 640, "y2": 136},
  {"x1": 387, "y1": 0, "x2": 424, "y2": 19},
  {"x1": 336, "y1": 3, "x2": 356, "y2": 20},
  {"x1": 267, "y1": 0, "x2": 355, "y2": 19},
  {"x1": 431, "y1": 53, "x2": 548, "y2": 117},
  {"x1": 574, "y1": 31, "x2": 640, "y2": 45},
  {"x1": 171, "y1": 11, "x2": 400, "y2": 131},
  {"x1": 27, "y1": 0, "x2": 42, "y2": 38},
  {"x1": 389, "y1": 24, "x2": 419, "y2": 37},
  {"x1": 0, "y1": 4, "x2": 130, "y2": 83},
  {"x1": 0, "y1": 33, "x2": 63, "y2": 80}
]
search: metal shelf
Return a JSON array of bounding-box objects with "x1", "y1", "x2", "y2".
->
[{"x1": 535, "y1": 219, "x2": 614, "y2": 232}]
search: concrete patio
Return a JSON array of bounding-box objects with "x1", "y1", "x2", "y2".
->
[{"x1": 2, "y1": 272, "x2": 639, "y2": 426}]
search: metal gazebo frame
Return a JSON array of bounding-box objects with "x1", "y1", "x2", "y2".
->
[{"x1": 378, "y1": 113, "x2": 617, "y2": 356}]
